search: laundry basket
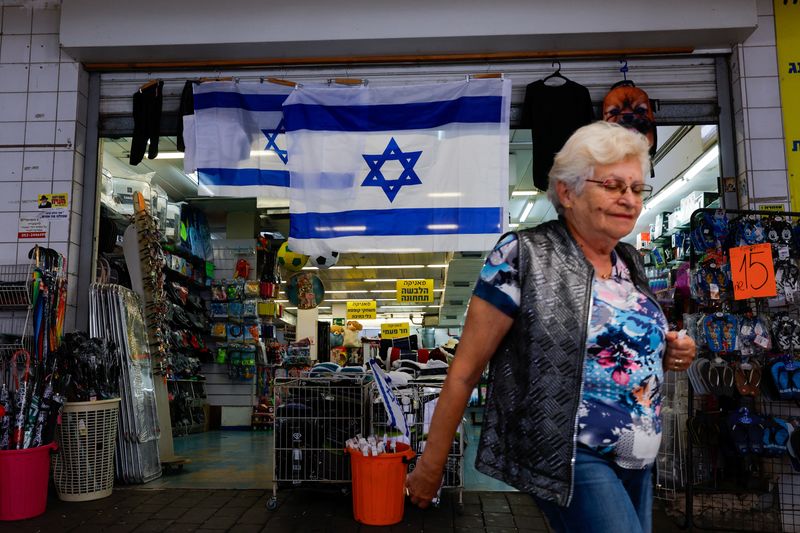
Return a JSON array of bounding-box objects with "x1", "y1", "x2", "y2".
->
[{"x1": 52, "y1": 398, "x2": 121, "y2": 502}]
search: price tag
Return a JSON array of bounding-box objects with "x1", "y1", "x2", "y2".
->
[{"x1": 729, "y1": 243, "x2": 777, "y2": 300}]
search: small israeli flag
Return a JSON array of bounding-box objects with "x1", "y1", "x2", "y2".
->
[
  {"x1": 283, "y1": 78, "x2": 511, "y2": 255},
  {"x1": 193, "y1": 81, "x2": 293, "y2": 198}
]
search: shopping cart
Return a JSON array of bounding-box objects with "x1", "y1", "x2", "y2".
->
[
  {"x1": 268, "y1": 375, "x2": 368, "y2": 510},
  {"x1": 369, "y1": 381, "x2": 464, "y2": 505}
]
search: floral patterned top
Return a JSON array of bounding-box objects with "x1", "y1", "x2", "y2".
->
[{"x1": 474, "y1": 234, "x2": 667, "y2": 469}]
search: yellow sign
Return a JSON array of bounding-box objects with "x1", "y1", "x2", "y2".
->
[
  {"x1": 775, "y1": 1, "x2": 800, "y2": 209},
  {"x1": 381, "y1": 322, "x2": 410, "y2": 339},
  {"x1": 346, "y1": 300, "x2": 376, "y2": 320},
  {"x1": 757, "y1": 203, "x2": 786, "y2": 212},
  {"x1": 396, "y1": 279, "x2": 434, "y2": 303}
]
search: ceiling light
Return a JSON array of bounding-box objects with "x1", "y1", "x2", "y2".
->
[
  {"x1": 644, "y1": 145, "x2": 718, "y2": 211},
  {"x1": 323, "y1": 290, "x2": 360, "y2": 294},
  {"x1": 364, "y1": 278, "x2": 400, "y2": 282},
  {"x1": 369, "y1": 289, "x2": 398, "y2": 293},
  {"x1": 684, "y1": 145, "x2": 719, "y2": 181},
  {"x1": 427, "y1": 224, "x2": 458, "y2": 230},
  {"x1": 354, "y1": 265, "x2": 425, "y2": 270},
  {"x1": 427, "y1": 192, "x2": 462, "y2": 198},
  {"x1": 426, "y1": 264, "x2": 448, "y2": 268},
  {"x1": 375, "y1": 298, "x2": 397, "y2": 302},
  {"x1": 324, "y1": 298, "x2": 355, "y2": 302},
  {"x1": 519, "y1": 201, "x2": 534, "y2": 223},
  {"x1": 329, "y1": 265, "x2": 354, "y2": 270},
  {"x1": 511, "y1": 190, "x2": 539, "y2": 197},
  {"x1": 275, "y1": 299, "x2": 289, "y2": 302},
  {"x1": 508, "y1": 223, "x2": 519, "y2": 228},
  {"x1": 154, "y1": 152, "x2": 184, "y2": 160}
]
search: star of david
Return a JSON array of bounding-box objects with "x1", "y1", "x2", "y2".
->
[
  {"x1": 262, "y1": 119, "x2": 288, "y2": 164},
  {"x1": 361, "y1": 138, "x2": 422, "y2": 202}
]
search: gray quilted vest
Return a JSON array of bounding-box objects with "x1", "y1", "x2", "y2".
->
[{"x1": 474, "y1": 219, "x2": 654, "y2": 506}]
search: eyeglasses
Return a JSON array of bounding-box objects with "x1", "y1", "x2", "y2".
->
[{"x1": 585, "y1": 178, "x2": 653, "y2": 200}]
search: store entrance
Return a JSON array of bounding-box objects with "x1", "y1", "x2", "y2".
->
[{"x1": 94, "y1": 118, "x2": 722, "y2": 491}]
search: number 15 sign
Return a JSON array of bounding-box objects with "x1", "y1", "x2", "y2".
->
[{"x1": 729, "y1": 243, "x2": 777, "y2": 300}]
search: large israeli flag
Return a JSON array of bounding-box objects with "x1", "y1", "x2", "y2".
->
[
  {"x1": 193, "y1": 81, "x2": 293, "y2": 198},
  {"x1": 283, "y1": 79, "x2": 510, "y2": 255}
]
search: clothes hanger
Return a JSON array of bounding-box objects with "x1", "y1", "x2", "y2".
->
[
  {"x1": 138, "y1": 79, "x2": 160, "y2": 92},
  {"x1": 542, "y1": 60, "x2": 568, "y2": 86}
]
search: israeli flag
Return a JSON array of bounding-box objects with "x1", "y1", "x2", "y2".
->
[
  {"x1": 283, "y1": 79, "x2": 510, "y2": 255},
  {"x1": 193, "y1": 81, "x2": 293, "y2": 198}
]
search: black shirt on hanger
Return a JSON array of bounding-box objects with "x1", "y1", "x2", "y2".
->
[{"x1": 521, "y1": 79, "x2": 594, "y2": 191}]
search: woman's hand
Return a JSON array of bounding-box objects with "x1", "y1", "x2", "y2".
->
[
  {"x1": 405, "y1": 456, "x2": 443, "y2": 509},
  {"x1": 663, "y1": 330, "x2": 696, "y2": 372}
]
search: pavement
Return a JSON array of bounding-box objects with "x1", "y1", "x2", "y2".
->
[{"x1": 2, "y1": 487, "x2": 687, "y2": 533}]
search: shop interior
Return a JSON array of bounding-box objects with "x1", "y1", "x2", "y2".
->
[{"x1": 93, "y1": 113, "x2": 721, "y2": 490}]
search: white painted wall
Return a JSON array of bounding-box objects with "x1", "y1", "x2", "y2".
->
[{"x1": 60, "y1": 0, "x2": 757, "y2": 63}]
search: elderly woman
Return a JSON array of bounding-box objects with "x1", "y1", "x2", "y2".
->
[{"x1": 406, "y1": 121, "x2": 696, "y2": 533}]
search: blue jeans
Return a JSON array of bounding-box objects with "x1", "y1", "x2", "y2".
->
[{"x1": 533, "y1": 447, "x2": 653, "y2": 533}]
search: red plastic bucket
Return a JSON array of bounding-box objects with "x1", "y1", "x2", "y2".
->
[
  {"x1": 0, "y1": 442, "x2": 57, "y2": 521},
  {"x1": 346, "y1": 443, "x2": 415, "y2": 526}
]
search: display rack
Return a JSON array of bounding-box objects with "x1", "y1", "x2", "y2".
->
[
  {"x1": 0, "y1": 264, "x2": 32, "y2": 309},
  {"x1": 673, "y1": 208, "x2": 800, "y2": 532},
  {"x1": 269, "y1": 375, "x2": 367, "y2": 510}
]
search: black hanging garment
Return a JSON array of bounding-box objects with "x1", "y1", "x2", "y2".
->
[
  {"x1": 129, "y1": 81, "x2": 164, "y2": 165},
  {"x1": 177, "y1": 80, "x2": 200, "y2": 152},
  {"x1": 520, "y1": 79, "x2": 594, "y2": 191}
]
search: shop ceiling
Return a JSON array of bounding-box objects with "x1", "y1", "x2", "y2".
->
[{"x1": 61, "y1": 0, "x2": 756, "y2": 65}]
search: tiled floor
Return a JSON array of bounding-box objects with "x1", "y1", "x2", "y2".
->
[{"x1": 7, "y1": 488, "x2": 551, "y2": 532}]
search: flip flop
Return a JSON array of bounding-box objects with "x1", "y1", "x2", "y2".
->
[
  {"x1": 728, "y1": 409, "x2": 754, "y2": 455},
  {"x1": 709, "y1": 360, "x2": 735, "y2": 397},
  {"x1": 769, "y1": 358, "x2": 792, "y2": 400},
  {"x1": 735, "y1": 360, "x2": 762, "y2": 397}
]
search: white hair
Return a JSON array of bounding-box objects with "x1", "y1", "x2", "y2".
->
[{"x1": 546, "y1": 121, "x2": 651, "y2": 214}]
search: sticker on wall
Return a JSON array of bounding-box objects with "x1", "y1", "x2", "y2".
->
[
  {"x1": 36, "y1": 193, "x2": 69, "y2": 220},
  {"x1": 18, "y1": 216, "x2": 47, "y2": 240}
]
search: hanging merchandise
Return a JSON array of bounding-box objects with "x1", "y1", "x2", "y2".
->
[
  {"x1": 283, "y1": 77, "x2": 510, "y2": 256},
  {"x1": 258, "y1": 236, "x2": 281, "y2": 299},
  {"x1": 601, "y1": 78, "x2": 657, "y2": 158},
  {"x1": 89, "y1": 284, "x2": 161, "y2": 484},
  {"x1": 129, "y1": 80, "x2": 164, "y2": 165},
  {"x1": 285, "y1": 272, "x2": 325, "y2": 310},
  {"x1": 681, "y1": 208, "x2": 800, "y2": 531},
  {"x1": 520, "y1": 61, "x2": 594, "y2": 191},
  {"x1": 191, "y1": 81, "x2": 294, "y2": 198}
]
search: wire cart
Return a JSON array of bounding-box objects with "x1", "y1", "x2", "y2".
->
[
  {"x1": 268, "y1": 375, "x2": 367, "y2": 510},
  {"x1": 369, "y1": 381, "x2": 464, "y2": 505}
]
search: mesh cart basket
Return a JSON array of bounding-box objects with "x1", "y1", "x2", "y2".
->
[
  {"x1": 268, "y1": 375, "x2": 368, "y2": 510},
  {"x1": 52, "y1": 399, "x2": 121, "y2": 501},
  {"x1": 369, "y1": 381, "x2": 464, "y2": 505}
]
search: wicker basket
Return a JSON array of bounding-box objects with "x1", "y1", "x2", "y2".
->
[{"x1": 52, "y1": 399, "x2": 121, "y2": 502}]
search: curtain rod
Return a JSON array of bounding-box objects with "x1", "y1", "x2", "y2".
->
[{"x1": 84, "y1": 47, "x2": 694, "y2": 72}]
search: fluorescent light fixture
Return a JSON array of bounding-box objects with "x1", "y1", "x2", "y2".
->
[
  {"x1": 154, "y1": 152, "x2": 184, "y2": 160},
  {"x1": 365, "y1": 278, "x2": 399, "y2": 282},
  {"x1": 323, "y1": 298, "x2": 353, "y2": 302},
  {"x1": 304, "y1": 265, "x2": 354, "y2": 270},
  {"x1": 426, "y1": 264, "x2": 448, "y2": 268},
  {"x1": 323, "y1": 290, "x2": 363, "y2": 294},
  {"x1": 302, "y1": 266, "x2": 318, "y2": 270},
  {"x1": 519, "y1": 201, "x2": 534, "y2": 223},
  {"x1": 644, "y1": 144, "x2": 719, "y2": 211},
  {"x1": 427, "y1": 192, "x2": 462, "y2": 198},
  {"x1": 369, "y1": 289, "x2": 398, "y2": 293},
  {"x1": 250, "y1": 150, "x2": 281, "y2": 158},
  {"x1": 511, "y1": 190, "x2": 539, "y2": 197},
  {"x1": 379, "y1": 305, "x2": 428, "y2": 309},
  {"x1": 286, "y1": 306, "x2": 298, "y2": 310},
  {"x1": 508, "y1": 223, "x2": 519, "y2": 228},
  {"x1": 684, "y1": 145, "x2": 719, "y2": 181},
  {"x1": 349, "y1": 248, "x2": 424, "y2": 253},
  {"x1": 275, "y1": 299, "x2": 289, "y2": 303},
  {"x1": 331, "y1": 226, "x2": 367, "y2": 232},
  {"x1": 427, "y1": 224, "x2": 458, "y2": 230},
  {"x1": 355, "y1": 265, "x2": 425, "y2": 270}
]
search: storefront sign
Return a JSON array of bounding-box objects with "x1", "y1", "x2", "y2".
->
[
  {"x1": 775, "y1": 1, "x2": 800, "y2": 209},
  {"x1": 757, "y1": 203, "x2": 786, "y2": 212},
  {"x1": 396, "y1": 279, "x2": 434, "y2": 303},
  {"x1": 36, "y1": 193, "x2": 69, "y2": 219},
  {"x1": 381, "y1": 322, "x2": 410, "y2": 339},
  {"x1": 346, "y1": 300, "x2": 376, "y2": 319},
  {"x1": 18, "y1": 216, "x2": 47, "y2": 240},
  {"x1": 729, "y1": 243, "x2": 777, "y2": 300}
]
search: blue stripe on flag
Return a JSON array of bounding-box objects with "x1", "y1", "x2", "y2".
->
[
  {"x1": 283, "y1": 96, "x2": 503, "y2": 132},
  {"x1": 194, "y1": 92, "x2": 288, "y2": 112},
  {"x1": 198, "y1": 168, "x2": 290, "y2": 188},
  {"x1": 290, "y1": 207, "x2": 502, "y2": 238}
]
